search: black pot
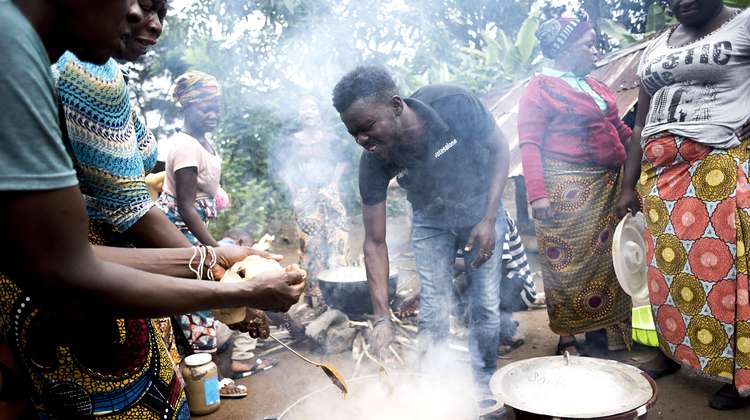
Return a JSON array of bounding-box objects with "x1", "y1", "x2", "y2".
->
[{"x1": 317, "y1": 266, "x2": 398, "y2": 316}]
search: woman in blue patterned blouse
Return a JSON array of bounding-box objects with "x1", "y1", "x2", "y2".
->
[{"x1": 54, "y1": 0, "x2": 190, "y2": 249}]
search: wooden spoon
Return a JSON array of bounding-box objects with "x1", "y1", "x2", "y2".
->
[{"x1": 270, "y1": 335, "x2": 348, "y2": 395}]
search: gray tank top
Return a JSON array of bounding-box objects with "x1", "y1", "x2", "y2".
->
[{"x1": 638, "y1": 9, "x2": 750, "y2": 148}]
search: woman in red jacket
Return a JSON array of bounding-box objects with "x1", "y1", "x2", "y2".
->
[{"x1": 518, "y1": 18, "x2": 632, "y2": 355}]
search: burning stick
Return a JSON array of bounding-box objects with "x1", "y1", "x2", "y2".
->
[
  {"x1": 394, "y1": 336, "x2": 416, "y2": 349},
  {"x1": 388, "y1": 345, "x2": 404, "y2": 365},
  {"x1": 391, "y1": 321, "x2": 417, "y2": 338},
  {"x1": 352, "y1": 351, "x2": 365, "y2": 378},
  {"x1": 362, "y1": 343, "x2": 390, "y2": 376},
  {"x1": 361, "y1": 343, "x2": 395, "y2": 395}
]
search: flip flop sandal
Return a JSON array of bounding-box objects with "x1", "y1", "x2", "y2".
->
[
  {"x1": 498, "y1": 337, "x2": 525, "y2": 355},
  {"x1": 498, "y1": 341, "x2": 524, "y2": 356},
  {"x1": 709, "y1": 384, "x2": 750, "y2": 410},
  {"x1": 642, "y1": 356, "x2": 681, "y2": 380},
  {"x1": 219, "y1": 378, "x2": 248, "y2": 399},
  {"x1": 231, "y1": 357, "x2": 278, "y2": 379}
]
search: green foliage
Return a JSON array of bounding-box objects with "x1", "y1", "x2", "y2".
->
[
  {"x1": 404, "y1": 13, "x2": 542, "y2": 93},
  {"x1": 210, "y1": 177, "x2": 293, "y2": 239},
  {"x1": 726, "y1": 0, "x2": 750, "y2": 7},
  {"x1": 644, "y1": 3, "x2": 672, "y2": 34},
  {"x1": 136, "y1": 0, "x2": 693, "y2": 236},
  {"x1": 598, "y1": 18, "x2": 639, "y2": 46}
]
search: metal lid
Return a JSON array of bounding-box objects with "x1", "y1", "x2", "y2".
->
[
  {"x1": 490, "y1": 355, "x2": 654, "y2": 418},
  {"x1": 612, "y1": 212, "x2": 649, "y2": 306},
  {"x1": 184, "y1": 353, "x2": 213, "y2": 367}
]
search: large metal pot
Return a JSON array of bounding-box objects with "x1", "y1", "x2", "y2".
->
[
  {"x1": 277, "y1": 373, "x2": 480, "y2": 420},
  {"x1": 490, "y1": 355, "x2": 657, "y2": 419},
  {"x1": 317, "y1": 266, "x2": 398, "y2": 316}
]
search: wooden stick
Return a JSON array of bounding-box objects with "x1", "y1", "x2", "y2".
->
[
  {"x1": 352, "y1": 351, "x2": 365, "y2": 378},
  {"x1": 388, "y1": 345, "x2": 404, "y2": 365}
]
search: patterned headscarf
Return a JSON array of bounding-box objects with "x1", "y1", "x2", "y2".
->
[
  {"x1": 536, "y1": 18, "x2": 593, "y2": 59},
  {"x1": 172, "y1": 70, "x2": 221, "y2": 107}
]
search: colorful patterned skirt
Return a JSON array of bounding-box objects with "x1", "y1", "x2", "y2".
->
[
  {"x1": 638, "y1": 133, "x2": 750, "y2": 396},
  {"x1": 156, "y1": 192, "x2": 219, "y2": 352},
  {"x1": 88, "y1": 221, "x2": 183, "y2": 365},
  {"x1": 156, "y1": 193, "x2": 217, "y2": 245},
  {"x1": 0, "y1": 223, "x2": 188, "y2": 418},
  {"x1": 535, "y1": 159, "x2": 632, "y2": 348}
]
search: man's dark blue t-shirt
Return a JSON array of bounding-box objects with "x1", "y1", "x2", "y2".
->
[{"x1": 358, "y1": 84, "x2": 498, "y2": 219}]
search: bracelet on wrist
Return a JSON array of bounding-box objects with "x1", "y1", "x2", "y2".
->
[
  {"x1": 373, "y1": 316, "x2": 391, "y2": 327},
  {"x1": 204, "y1": 246, "x2": 217, "y2": 280}
]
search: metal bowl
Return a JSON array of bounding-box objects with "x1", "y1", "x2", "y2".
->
[
  {"x1": 490, "y1": 355, "x2": 655, "y2": 419},
  {"x1": 317, "y1": 266, "x2": 398, "y2": 316},
  {"x1": 278, "y1": 373, "x2": 479, "y2": 420}
]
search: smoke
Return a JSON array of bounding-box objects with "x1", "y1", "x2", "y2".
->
[
  {"x1": 279, "y1": 371, "x2": 479, "y2": 420},
  {"x1": 141, "y1": 3, "x2": 498, "y2": 415},
  {"x1": 267, "y1": 93, "x2": 356, "y2": 275}
]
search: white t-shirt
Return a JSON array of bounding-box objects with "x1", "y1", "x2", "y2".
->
[
  {"x1": 162, "y1": 131, "x2": 221, "y2": 200},
  {"x1": 638, "y1": 9, "x2": 750, "y2": 148}
]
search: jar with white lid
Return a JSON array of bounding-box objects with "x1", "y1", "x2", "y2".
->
[{"x1": 181, "y1": 353, "x2": 221, "y2": 415}]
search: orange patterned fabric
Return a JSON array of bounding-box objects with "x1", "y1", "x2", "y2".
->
[{"x1": 639, "y1": 134, "x2": 750, "y2": 396}]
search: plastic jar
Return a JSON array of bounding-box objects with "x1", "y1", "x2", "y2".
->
[{"x1": 181, "y1": 353, "x2": 221, "y2": 415}]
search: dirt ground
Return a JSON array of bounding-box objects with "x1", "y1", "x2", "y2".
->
[
  {"x1": 200, "y1": 195, "x2": 750, "y2": 419},
  {"x1": 203, "y1": 310, "x2": 749, "y2": 420}
]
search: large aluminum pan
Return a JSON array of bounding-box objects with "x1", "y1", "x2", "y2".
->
[{"x1": 490, "y1": 355, "x2": 654, "y2": 419}]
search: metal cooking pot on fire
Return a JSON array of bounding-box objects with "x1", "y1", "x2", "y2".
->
[
  {"x1": 317, "y1": 266, "x2": 398, "y2": 316},
  {"x1": 490, "y1": 354, "x2": 657, "y2": 419}
]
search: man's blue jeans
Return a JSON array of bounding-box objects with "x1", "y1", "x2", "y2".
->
[{"x1": 411, "y1": 207, "x2": 505, "y2": 389}]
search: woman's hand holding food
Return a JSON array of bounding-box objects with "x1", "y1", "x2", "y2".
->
[
  {"x1": 240, "y1": 265, "x2": 307, "y2": 313},
  {"x1": 212, "y1": 246, "x2": 284, "y2": 280},
  {"x1": 228, "y1": 308, "x2": 272, "y2": 339}
]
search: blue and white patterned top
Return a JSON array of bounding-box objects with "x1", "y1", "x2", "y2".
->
[{"x1": 54, "y1": 52, "x2": 157, "y2": 232}]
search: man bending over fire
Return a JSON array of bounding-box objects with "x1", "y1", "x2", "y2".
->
[{"x1": 332, "y1": 65, "x2": 510, "y2": 393}]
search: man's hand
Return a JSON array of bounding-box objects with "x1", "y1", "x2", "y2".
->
[
  {"x1": 212, "y1": 246, "x2": 284, "y2": 280},
  {"x1": 242, "y1": 266, "x2": 306, "y2": 313},
  {"x1": 616, "y1": 189, "x2": 641, "y2": 219},
  {"x1": 464, "y1": 217, "x2": 496, "y2": 268},
  {"x1": 531, "y1": 198, "x2": 555, "y2": 221},
  {"x1": 370, "y1": 319, "x2": 395, "y2": 360},
  {"x1": 228, "y1": 308, "x2": 271, "y2": 339}
]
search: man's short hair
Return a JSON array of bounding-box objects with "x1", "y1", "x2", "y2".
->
[{"x1": 332, "y1": 65, "x2": 399, "y2": 113}]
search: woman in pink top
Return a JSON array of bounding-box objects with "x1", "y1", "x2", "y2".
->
[
  {"x1": 158, "y1": 70, "x2": 223, "y2": 248},
  {"x1": 158, "y1": 71, "x2": 226, "y2": 354}
]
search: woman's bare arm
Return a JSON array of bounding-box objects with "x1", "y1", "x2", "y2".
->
[
  {"x1": 174, "y1": 167, "x2": 219, "y2": 247},
  {"x1": 0, "y1": 187, "x2": 304, "y2": 318},
  {"x1": 125, "y1": 206, "x2": 193, "y2": 248},
  {"x1": 92, "y1": 244, "x2": 282, "y2": 280},
  {"x1": 616, "y1": 87, "x2": 652, "y2": 217}
]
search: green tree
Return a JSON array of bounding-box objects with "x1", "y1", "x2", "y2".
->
[{"x1": 134, "y1": 0, "x2": 680, "y2": 236}]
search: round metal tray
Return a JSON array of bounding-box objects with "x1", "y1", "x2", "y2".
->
[{"x1": 490, "y1": 355, "x2": 654, "y2": 419}]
